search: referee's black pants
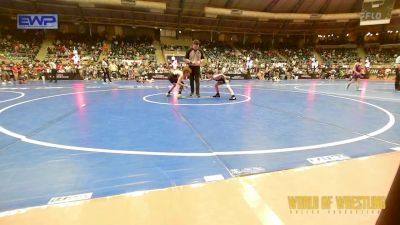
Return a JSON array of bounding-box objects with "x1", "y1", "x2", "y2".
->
[
  {"x1": 103, "y1": 68, "x2": 112, "y2": 82},
  {"x1": 50, "y1": 69, "x2": 57, "y2": 83},
  {"x1": 189, "y1": 66, "x2": 200, "y2": 95}
]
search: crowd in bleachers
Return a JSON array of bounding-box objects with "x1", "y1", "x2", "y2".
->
[
  {"x1": 365, "y1": 47, "x2": 400, "y2": 65},
  {"x1": 201, "y1": 41, "x2": 243, "y2": 73},
  {"x1": 1, "y1": 29, "x2": 399, "y2": 84},
  {"x1": 46, "y1": 32, "x2": 104, "y2": 63},
  {"x1": 199, "y1": 41, "x2": 291, "y2": 76},
  {"x1": 108, "y1": 36, "x2": 156, "y2": 62},
  {"x1": 0, "y1": 28, "x2": 43, "y2": 62},
  {"x1": 78, "y1": 60, "x2": 174, "y2": 81},
  {"x1": 317, "y1": 48, "x2": 358, "y2": 66},
  {"x1": 278, "y1": 48, "x2": 313, "y2": 67},
  {"x1": 199, "y1": 42, "x2": 319, "y2": 80},
  {"x1": 1, "y1": 59, "x2": 66, "y2": 84}
]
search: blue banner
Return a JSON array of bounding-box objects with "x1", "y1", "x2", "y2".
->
[{"x1": 17, "y1": 14, "x2": 58, "y2": 29}]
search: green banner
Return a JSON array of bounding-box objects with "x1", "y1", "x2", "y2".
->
[{"x1": 360, "y1": 0, "x2": 395, "y2": 25}]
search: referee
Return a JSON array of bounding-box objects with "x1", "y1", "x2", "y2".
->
[
  {"x1": 101, "y1": 58, "x2": 112, "y2": 83},
  {"x1": 184, "y1": 40, "x2": 205, "y2": 97},
  {"x1": 49, "y1": 59, "x2": 57, "y2": 83}
]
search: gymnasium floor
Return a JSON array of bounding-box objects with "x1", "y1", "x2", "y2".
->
[{"x1": 0, "y1": 79, "x2": 399, "y2": 213}]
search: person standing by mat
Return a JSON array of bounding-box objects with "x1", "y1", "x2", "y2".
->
[
  {"x1": 48, "y1": 59, "x2": 57, "y2": 83},
  {"x1": 184, "y1": 39, "x2": 205, "y2": 98},
  {"x1": 101, "y1": 57, "x2": 112, "y2": 83},
  {"x1": 395, "y1": 54, "x2": 400, "y2": 91}
]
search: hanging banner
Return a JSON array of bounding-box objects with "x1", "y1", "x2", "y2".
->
[{"x1": 360, "y1": 0, "x2": 395, "y2": 26}]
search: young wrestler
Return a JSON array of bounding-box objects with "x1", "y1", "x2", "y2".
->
[
  {"x1": 166, "y1": 67, "x2": 192, "y2": 96},
  {"x1": 205, "y1": 69, "x2": 236, "y2": 100},
  {"x1": 346, "y1": 58, "x2": 364, "y2": 91}
]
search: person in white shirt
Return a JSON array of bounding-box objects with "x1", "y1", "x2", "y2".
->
[
  {"x1": 171, "y1": 56, "x2": 178, "y2": 70},
  {"x1": 311, "y1": 58, "x2": 318, "y2": 71},
  {"x1": 48, "y1": 59, "x2": 57, "y2": 83},
  {"x1": 72, "y1": 51, "x2": 80, "y2": 66},
  {"x1": 246, "y1": 57, "x2": 253, "y2": 72},
  {"x1": 169, "y1": 56, "x2": 181, "y2": 77},
  {"x1": 365, "y1": 58, "x2": 371, "y2": 78},
  {"x1": 385, "y1": 67, "x2": 392, "y2": 79},
  {"x1": 109, "y1": 61, "x2": 118, "y2": 79},
  {"x1": 64, "y1": 64, "x2": 72, "y2": 73},
  {"x1": 365, "y1": 58, "x2": 371, "y2": 69}
]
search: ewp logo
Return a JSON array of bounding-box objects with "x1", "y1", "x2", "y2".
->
[{"x1": 17, "y1": 14, "x2": 58, "y2": 29}]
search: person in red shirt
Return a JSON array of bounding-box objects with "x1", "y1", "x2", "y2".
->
[
  {"x1": 11, "y1": 62, "x2": 19, "y2": 82},
  {"x1": 16, "y1": 63, "x2": 27, "y2": 84},
  {"x1": 34, "y1": 62, "x2": 44, "y2": 81}
]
